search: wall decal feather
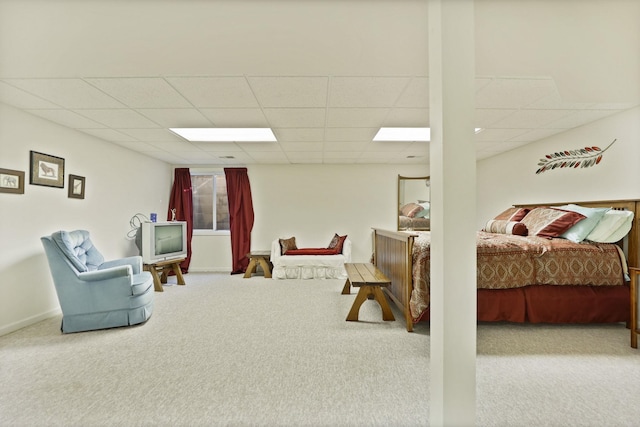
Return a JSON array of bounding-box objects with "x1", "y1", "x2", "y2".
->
[{"x1": 535, "y1": 139, "x2": 616, "y2": 174}]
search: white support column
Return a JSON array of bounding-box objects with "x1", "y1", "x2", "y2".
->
[{"x1": 428, "y1": 0, "x2": 476, "y2": 426}]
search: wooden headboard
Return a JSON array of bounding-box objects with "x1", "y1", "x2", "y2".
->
[{"x1": 515, "y1": 200, "x2": 640, "y2": 269}]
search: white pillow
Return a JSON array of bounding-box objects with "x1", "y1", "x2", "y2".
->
[
  {"x1": 558, "y1": 204, "x2": 609, "y2": 243},
  {"x1": 586, "y1": 209, "x2": 634, "y2": 243}
]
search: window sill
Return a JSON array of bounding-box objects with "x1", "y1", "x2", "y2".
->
[{"x1": 193, "y1": 230, "x2": 231, "y2": 237}]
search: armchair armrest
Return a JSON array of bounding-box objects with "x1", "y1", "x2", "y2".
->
[
  {"x1": 100, "y1": 256, "x2": 143, "y2": 274},
  {"x1": 78, "y1": 265, "x2": 132, "y2": 282}
]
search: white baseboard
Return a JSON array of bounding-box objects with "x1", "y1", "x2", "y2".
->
[
  {"x1": 0, "y1": 308, "x2": 61, "y2": 337},
  {"x1": 187, "y1": 268, "x2": 232, "y2": 273}
]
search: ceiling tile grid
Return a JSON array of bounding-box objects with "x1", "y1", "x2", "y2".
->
[{"x1": 0, "y1": 74, "x2": 636, "y2": 165}]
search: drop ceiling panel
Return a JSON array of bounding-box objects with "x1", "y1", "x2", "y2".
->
[
  {"x1": 324, "y1": 128, "x2": 377, "y2": 142},
  {"x1": 191, "y1": 142, "x2": 244, "y2": 152},
  {"x1": 510, "y1": 128, "x2": 567, "y2": 142},
  {"x1": 112, "y1": 141, "x2": 159, "y2": 151},
  {"x1": 248, "y1": 76, "x2": 328, "y2": 107},
  {"x1": 4, "y1": 79, "x2": 125, "y2": 109},
  {"x1": 280, "y1": 142, "x2": 324, "y2": 152},
  {"x1": 323, "y1": 151, "x2": 361, "y2": 159},
  {"x1": 75, "y1": 109, "x2": 159, "y2": 128},
  {"x1": 147, "y1": 141, "x2": 203, "y2": 152},
  {"x1": 209, "y1": 152, "x2": 254, "y2": 163},
  {"x1": 249, "y1": 152, "x2": 289, "y2": 163},
  {"x1": 81, "y1": 128, "x2": 136, "y2": 142},
  {"x1": 491, "y1": 109, "x2": 575, "y2": 129},
  {"x1": 274, "y1": 128, "x2": 325, "y2": 142},
  {"x1": 367, "y1": 142, "x2": 413, "y2": 152},
  {"x1": 85, "y1": 78, "x2": 192, "y2": 108},
  {"x1": 25, "y1": 109, "x2": 106, "y2": 129},
  {"x1": 383, "y1": 108, "x2": 429, "y2": 127},
  {"x1": 262, "y1": 108, "x2": 325, "y2": 127},
  {"x1": 166, "y1": 77, "x2": 259, "y2": 108},
  {"x1": 475, "y1": 78, "x2": 557, "y2": 109},
  {"x1": 0, "y1": 81, "x2": 60, "y2": 109},
  {"x1": 323, "y1": 141, "x2": 368, "y2": 152},
  {"x1": 120, "y1": 128, "x2": 185, "y2": 142},
  {"x1": 474, "y1": 128, "x2": 528, "y2": 142},
  {"x1": 326, "y1": 108, "x2": 389, "y2": 128},
  {"x1": 199, "y1": 108, "x2": 269, "y2": 127},
  {"x1": 236, "y1": 142, "x2": 282, "y2": 152},
  {"x1": 545, "y1": 109, "x2": 618, "y2": 128},
  {"x1": 475, "y1": 109, "x2": 517, "y2": 127},
  {"x1": 287, "y1": 151, "x2": 323, "y2": 162},
  {"x1": 329, "y1": 77, "x2": 410, "y2": 107},
  {"x1": 395, "y1": 78, "x2": 430, "y2": 108},
  {"x1": 143, "y1": 151, "x2": 189, "y2": 163},
  {"x1": 136, "y1": 108, "x2": 212, "y2": 127}
]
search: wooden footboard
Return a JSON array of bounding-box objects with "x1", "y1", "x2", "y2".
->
[{"x1": 372, "y1": 228, "x2": 417, "y2": 332}]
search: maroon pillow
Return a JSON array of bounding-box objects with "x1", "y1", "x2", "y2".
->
[
  {"x1": 327, "y1": 233, "x2": 348, "y2": 253},
  {"x1": 493, "y1": 207, "x2": 530, "y2": 222},
  {"x1": 520, "y1": 207, "x2": 585, "y2": 238},
  {"x1": 279, "y1": 237, "x2": 297, "y2": 255}
]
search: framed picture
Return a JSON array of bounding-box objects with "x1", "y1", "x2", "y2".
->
[
  {"x1": 30, "y1": 151, "x2": 65, "y2": 188},
  {"x1": 68, "y1": 174, "x2": 85, "y2": 199},
  {"x1": 0, "y1": 168, "x2": 25, "y2": 194}
]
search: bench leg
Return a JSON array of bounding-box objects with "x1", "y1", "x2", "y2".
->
[
  {"x1": 341, "y1": 279, "x2": 351, "y2": 295},
  {"x1": 172, "y1": 262, "x2": 186, "y2": 286},
  {"x1": 244, "y1": 258, "x2": 258, "y2": 278},
  {"x1": 346, "y1": 286, "x2": 372, "y2": 321},
  {"x1": 346, "y1": 285, "x2": 395, "y2": 322},
  {"x1": 145, "y1": 265, "x2": 163, "y2": 292},
  {"x1": 257, "y1": 257, "x2": 272, "y2": 279},
  {"x1": 372, "y1": 286, "x2": 395, "y2": 321}
]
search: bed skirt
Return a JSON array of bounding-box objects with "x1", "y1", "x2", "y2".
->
[{"x1": 417, "y1": 284, "x2": 630, "y2": 324}]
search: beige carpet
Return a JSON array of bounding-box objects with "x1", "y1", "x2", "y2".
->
[{"x1": 1, "y1": 273, "x2": 639, "y2": 426}]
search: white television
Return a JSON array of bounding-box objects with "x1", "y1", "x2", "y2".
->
[{"x1": 138, "y1": 221, "x2": 187, "y2": 264}]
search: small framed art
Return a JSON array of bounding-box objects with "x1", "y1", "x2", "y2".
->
[
  {"x1": 30, "y1": 151, "x2": 65, "y2": 188},
  {"x1": 68, "y1": 174, "x2": 85, "y2": 199},
  {"x1": 0, "y1": 168, "x2": 25, "y2": 194}
]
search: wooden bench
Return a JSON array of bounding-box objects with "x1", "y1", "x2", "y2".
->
[
  {"x1": 244, "y1": 251, "x2": 272, "y2": 278},
  {"x1": 143, "y1": 258, "x2": 186, "y2": 292},
  {"x1": 343, "y1": 263, "x2": 395, "y2": 322}
]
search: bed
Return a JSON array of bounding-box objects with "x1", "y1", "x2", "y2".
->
[
  {"x1": 373, "y1": 199, "x2": 640, "y2": 332},
  {"x1": 271, "y1": 235, "x2": 352, "y2": 280}
]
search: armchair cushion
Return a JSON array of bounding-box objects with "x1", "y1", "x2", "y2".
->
[{"x1": 52, "y1": 230, "x2": 104, "y2": 272}]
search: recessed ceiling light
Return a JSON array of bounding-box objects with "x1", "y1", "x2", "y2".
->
[
  {"x1": 170, "y1": 128, "x2": 277, "y2": 142},
  {"x1": 373, "y1": 127, "x2": 483, "y2": 142},
  {"x1": 373, "y1": 127, "x2": 431, "y2": 142}
]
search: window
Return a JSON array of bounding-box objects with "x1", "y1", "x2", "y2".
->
[{"x1": 191, "y1": 172, "x2": 230, "y2": 232}]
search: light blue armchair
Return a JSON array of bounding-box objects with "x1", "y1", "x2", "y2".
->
[{"x1": 41, "y1": 230, "x2": 154, "y2": 333}]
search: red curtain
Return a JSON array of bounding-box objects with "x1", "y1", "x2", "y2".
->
[
  {"x1": 167, "y1": 168, "x2": 193, "y2": 273},
  {"x1": 224, "y1": 167, "x2": 254, "y2": 274}
]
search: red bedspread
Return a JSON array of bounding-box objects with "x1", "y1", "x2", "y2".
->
[{"x1": 409, "y1": 231, "x2": 626, "y2": 321}]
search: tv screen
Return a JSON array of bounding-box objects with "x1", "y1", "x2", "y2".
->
[
  {"x1": 138, "y1": 221, "x2": 188, "y2": 264},
  {"x1": 154, "y1": 224, "x2": 183, "y2": 255}
]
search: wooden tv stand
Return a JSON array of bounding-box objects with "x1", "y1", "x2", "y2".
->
[{"x1": 143, "y1": 258, "x2": 186, "y2": 292}]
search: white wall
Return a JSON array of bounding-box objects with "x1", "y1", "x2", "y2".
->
[
  {"x1": 477, "y1": 107, "x2": 640, "y2": 228},
  {"x1": 0, "y1": 103, "x2": 172, "y2": 335},
  {"x1": 189, "y1": 163, "x2": 430, "y2": 271}
]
